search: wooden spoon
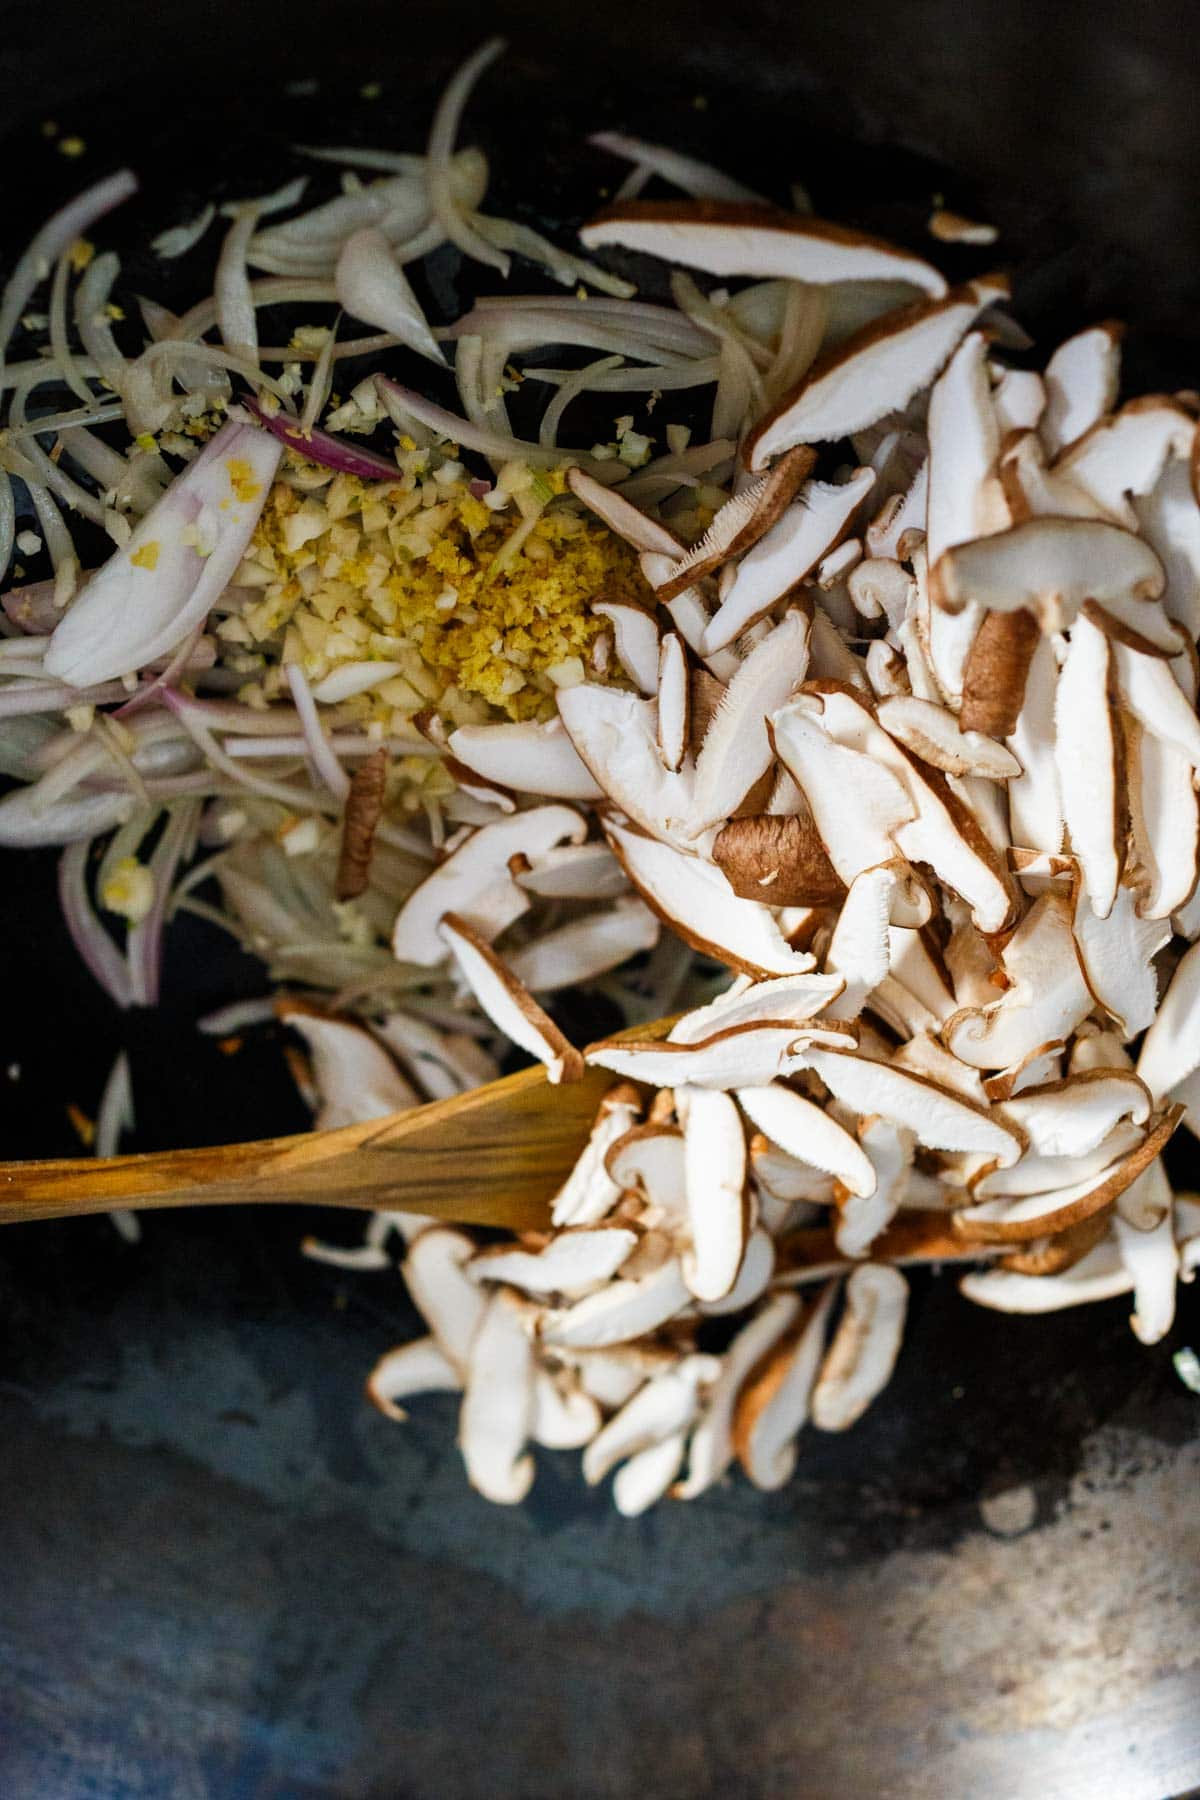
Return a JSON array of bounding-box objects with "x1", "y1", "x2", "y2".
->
[{"x1": 0, "y1": 1017, "x2": 673, "y2": 1232}]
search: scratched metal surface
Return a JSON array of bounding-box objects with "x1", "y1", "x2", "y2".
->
[{"x1": 0, "y1": 1, "x2": 1199, "y2": 1795}]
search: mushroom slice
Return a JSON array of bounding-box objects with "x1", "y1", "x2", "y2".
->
[
  {"x1": 592, "y1": 599, "x2": 660, "y2": 696},
  {"x1": 893, "y1": 1032, "x2": 985, "y2": 1101},
  {"x1": 1069, "y1": 1020, "x2": 1134, "y2": 1074},
  {"x1": 656, "y1": 632, "x2": 690, "y2": 773},
  {"x1": 823, "y1": 863, "x2": 900, "y2": 1018},
  {"x1": 733, "y1": 1281, "x2": 838, "y2": 1490},
  {"x1": 640, "y1": 551, "x2": 742, "y2": 682},
  {"x1": 952, "y1": 1106, "x2": 1183, "y2": 1241},
  {"x1": 1125, "y1": 712, "x2": 1200, "y2": 922},
  {"x1": 736, "y1": 1084, "x2": 876, "y2": 1198},
  {"x1": 403, "y1": 1226, "x2": 488, "y2": 1374},
  {"x1": 773, "y1": 1209, "x2": 999, "y2": 1284},
  {"x1": 1000, "y1": 1073, "x2": 1151, "y2": 1161},
  {"x1": 1178, "y1": 882, "x2": 1200, "y2": 943},
  {"x1": 532, "y1": 1371, "x2": 602, "y2": 1450},
  {"x1": 566, "y1": 465, "x2": 683, "y2": 557},
  {"x1": 655, "y1": 446, "x2": 817, "y2": 600},
  {"x1": 770, "y1": 698, "x2": 917, "y2": 888},
  {"x1": 999, "y1": 429, "x2": 1109, "y2": 524},
  {"x1": 806, "y1": 1048, "x2": 1024, "y2": 1164},
  {"x1": 460, "y1": 1287, "x2": 536, "y2": 1506},
  {"x1": 932, "y1": 518, "x2": 1163, "y2": 626},
  {"x1": 508, "y1": 898, "x2": 660, "y2": 993},
  {"x1": 579, "y1": 200, "x2": 947, "y2": 295},
  {"x1": 283, "y1": 1011, "x2": 419, "y2": 1130},
  {"x1": 851, "y1": 557, "x2": 915, "y2": 632},
  {"x1": 1054, "y1": 613, "x2": 1122, "y2": 916},
  {"x1": 551, "y1": 1083, "x2": 643, "y2": 1228},
  {"x1": 1071, "y1": 881, "x2": 1170, "y2": 1039},
  {"x1": 877, "y1": 695, "x2": 1020, "y2": 779},
  {"x1": 811, "y1": 1263, "x2": 908, "y2": 1431},
  {"x1": 539, "y1": 1256, "x2": 689, "y2": 1348},
  {"x1": 1137, "y1": 937, "x2": 1200, "y2": 1101},
  {"x1": 669, "y1": 970, "x2": 846, "y2": 1044},
  {"x1": 568, "y1": 1347, "x2": 657, "y2": 1410},
  {"x1": 1054, "y1": 398, "x2": 1195, "y2": 529},
  {"x1": 442, "y1": 756, "x2": 516, "y2": 817},
  {"x1": 1080, "y1": 594, "x2": 1187, "y2": 658},
  {"x1": 604, "y1": 820, "x2": 818, "y2": 978},
  {"x1": 865, "y1": 639, "x2": 910, "y2": 705},
  {"x1": 470, "y1": 1227, "x2": 637, "y2": 1298},
  {"x1": 513, "y1": 842, "x2": 629, "y2": 901},
  {"x1": 582, "y1": 1352, "x2": 718, "y2": 1487},
  {"x1": 1114, "y1": 1191, "x2": 1178, "y2": 1345},
  {"x1": 585, "y1": 1020, "x2": 854, "y2": 1092},
  {"x1": 677, "y1": 1292, "x2": 801, "y2": 1499},
  {"x1": 745, "y1": 279, "x2": 1002, "y2": 467},
  {"x1": 925, "y1": 331, "x2": 1005, "y2": 567},
  {"x1": 366, "y1": 1337, "x2": 462, "y2": 1422},
  {"x1": 887, "y1": 928, "x2": 957, "y2": 1024},
  {"x1": 712, "y1": 813, "x2": 845, "y2": 907},
  {"x1": 1006, "y1": 634, "x2": 1064, "y2": 855},
  {"x1": 960, "y1": 1238, "x2": 1132, "y2": 1312},
  {"x1": 613, "y1": 1433, "x2": 689, "y2": 1517},
  {"x1": 944, "y1": 892, "x2": 1093, "y2": 1071},
  {"x1": 1040, "y1": 324, "x2": 1122, "y2": 457},
  {"x1": 992, "y1": 366, "x2": 1047, "y2": 434},
  {"x1": 750, "y1": 1136, "x2": 837, "y2": 1204},
  {"x1": 866, "y1": 459, "x2": 929, "y2": 560},
  {"x1": 928, "y1": 209, "x2": 998, "y2": 246},
  {"x1": 1134, "y1": 453, "x2": 1200, "y2": 641},
  {"x1": 697, "y1": 1226, "x2": 776, "y2": 1315},
  {"x1": 448, "y1": 719, "x2": 604, "y2": 802},
  {"x1": 700, "y1": 471, "x2": 874, "y2": 652},
  {"x1": 798, "y1": 685, "x2": 1015, "y2": 932},
  {"x1": 557, "y1": 685, "x2": 694, "y2": 848},
  {"x1": 982, "y1": 1044, "x2": 1070, "y2": 1106},
  {"x1": 679, "y1": 1084, "x2": 749, "y2": 1301},
  {"x1": 438, "y1": 912, "x2": 584, "y2": 1085},
  {"x1": 996, "y1": 1207, "x2": 1114, "y2": 1276},
  {"x1": 815, "y1": 538, "x2": 863, "y2": 588},
  {"x1": 1110, "y1": 639, "x2": 1200, "y2": 769},
  {"x1": 392, "y1": 804, "x2": 586, "y2": 965},
  {"x1": 689, "y1": 609, "x2": 813, "y2": 830},
  {"x1": 1116, "y1": 1145, "x2": 1173, "y2": 1231},
  {"x1": 835, "y1": 1118, "x2": 915, "y2": 1258},
  {"x1": 606, "y1": 1125, "x2": 688, "y2": 1230},
  {"x1": 1177, "y1": 1192, "x2": 1200, "y2": 1264}
]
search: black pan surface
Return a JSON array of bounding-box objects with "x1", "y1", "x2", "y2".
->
[{"x1": 0, "y1": 3, "x2": 1198, "y2": 1795}]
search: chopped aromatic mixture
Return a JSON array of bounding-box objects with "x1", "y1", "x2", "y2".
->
[{"x1": 0, "y1": 38, "x2": 1197, "y2": 1518}]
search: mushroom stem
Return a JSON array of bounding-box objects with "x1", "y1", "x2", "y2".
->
[{"x1": 959, "y1": 609, "x2": 1040, "y2": 738}]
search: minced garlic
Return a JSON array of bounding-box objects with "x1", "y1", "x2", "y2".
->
[
  {"x1": 100, "y1": 857, "x2": 155, "y2": 924},
  {"x1": 230, "y1": 452, "x2": 649, "y2": 726}
]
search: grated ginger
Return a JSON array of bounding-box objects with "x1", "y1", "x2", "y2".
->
[{"x1": 229, "y1": 452, "x2": 649, "y2": 727}]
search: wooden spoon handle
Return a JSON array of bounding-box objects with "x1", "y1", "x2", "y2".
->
[{"x1": 0, "y1": 1060, "x2": 616, "y2": 1233}]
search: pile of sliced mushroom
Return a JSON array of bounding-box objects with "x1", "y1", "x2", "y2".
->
[
  {"x1": 296, "y1": 193, "x2": 1200, "y2": 1513},
  {"x1": 2, "y1": 44, "x2": 1198, "y2": 1513}
]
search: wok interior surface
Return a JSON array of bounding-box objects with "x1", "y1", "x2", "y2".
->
[{"x1": 0, "y1": 0, "x2": 1198, "y2": 1793}]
